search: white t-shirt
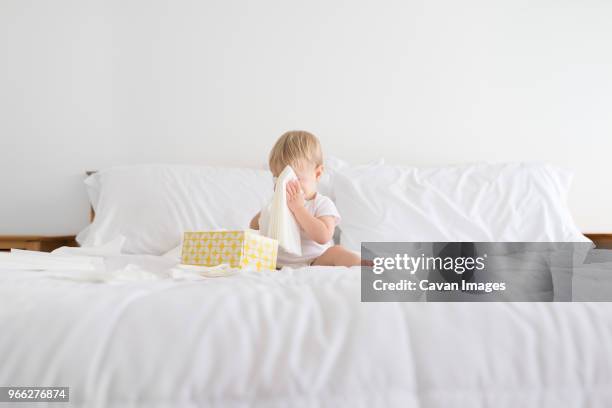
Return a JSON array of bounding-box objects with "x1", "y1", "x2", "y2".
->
[{"x1": 276, "y1": 192, "x2": 341, "y2": 267}]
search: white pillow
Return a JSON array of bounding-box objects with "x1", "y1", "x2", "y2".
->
[
  {"x1": 333, "y1": 162, "x2": 590, "y2": 252},
  {"x1": 318, "y1": 156, "x2": 385, "y2": 201},
  {"x1": 77, "y1": 164, "x2": 273, "y2": 254}
]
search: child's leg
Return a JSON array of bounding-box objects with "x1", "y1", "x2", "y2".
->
[{"x1": 312, "y1": 245, "x2": 361, "y2": 267}]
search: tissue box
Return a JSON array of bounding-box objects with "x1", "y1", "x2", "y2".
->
[{"x1": 181, "y1": 230, "x2": 278, "y2": 271}]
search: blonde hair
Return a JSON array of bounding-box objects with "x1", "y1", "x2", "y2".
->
[{"x1": 268, "y1": 130, "x2": 323, "y2": 175}]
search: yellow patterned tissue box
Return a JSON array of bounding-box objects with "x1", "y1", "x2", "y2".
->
[{"x1": 181, "y1": 231, "x2": 278, "y2": 271}]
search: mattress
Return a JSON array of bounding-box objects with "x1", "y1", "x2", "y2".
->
[{"x1": 1, "y1": 253, "x2": 612, "y2": 408}]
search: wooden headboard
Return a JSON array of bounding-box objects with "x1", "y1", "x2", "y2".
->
[
  {"x1": 585, "y1": 234, "x2": 612, "y2": 250},
  {"x1": 83, "y1": 171, "x2": 612, "y2": 249}
]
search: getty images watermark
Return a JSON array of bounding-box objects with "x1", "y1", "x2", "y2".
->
[
  {"x1": 371, "y1": 251, "x2": 505, "y2": 293},
  {"x1": 361, "y1": 242, "x2": 609, "y2": 302}
]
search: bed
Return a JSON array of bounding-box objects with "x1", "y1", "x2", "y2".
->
[
  {"x1": 2, "y1": 255, "x2": 612, "y2": 407},
  {"x1": 1, "y1": 161, "x2": 611, "y2": 407}
]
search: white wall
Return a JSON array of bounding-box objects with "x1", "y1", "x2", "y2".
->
[{"x1": 1, "y1": 0, "x2": 611, "y2": 235}]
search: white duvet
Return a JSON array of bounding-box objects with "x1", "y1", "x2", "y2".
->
[{"x1": 1, "y1": 254, "x2": 612, "y2": 408}]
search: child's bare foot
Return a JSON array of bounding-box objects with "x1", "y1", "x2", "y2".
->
[{"x1": 312, "y1": 245, "x2": 361, "y2": 267}]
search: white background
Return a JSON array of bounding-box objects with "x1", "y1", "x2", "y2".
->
[{"x1": 1, "y1": 0, "x2": 610, "y2": 235}]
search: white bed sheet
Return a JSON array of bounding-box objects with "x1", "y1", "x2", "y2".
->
[{"x1": 1, "y1": 255, "x2": 612, "y2": 408}]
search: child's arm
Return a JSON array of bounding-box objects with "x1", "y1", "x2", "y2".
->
[
  {"x1": 249, "y1": 212, "x2": 261, "y2": 230},
  {"x1": 291, "y1": 209, "x2": 335, "y2": 244},
  {"x1": 286, "y1": 181, "x2": 334, "y2": 244}
]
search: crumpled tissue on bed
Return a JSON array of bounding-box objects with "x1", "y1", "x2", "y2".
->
[
  {"x1": 259, "y1": 165, "x2": 302, "y2": 256},
  {"x1": 170, "y1": 263, "x2": 239, "y2": 279},
  {"x1": 0, "y1": 249, "x2": 105, "y2": 271},
  {"x1": 0, "y1": 242, "x2": 241, "y2": 283}
]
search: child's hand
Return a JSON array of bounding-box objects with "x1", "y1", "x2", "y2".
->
[{"x1": 286, "y1": 179, "x2": 305, "y2": 213}]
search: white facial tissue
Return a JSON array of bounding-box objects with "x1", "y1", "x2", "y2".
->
[{"x1": 259, "y1": 165, "x2": 302, "y2": 256}]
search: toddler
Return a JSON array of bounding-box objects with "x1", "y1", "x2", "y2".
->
[{"x1": 250, "y1": 130, "x2": 361, "y2": 267}]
